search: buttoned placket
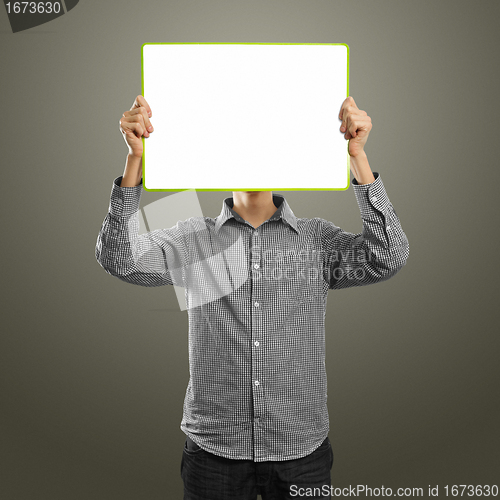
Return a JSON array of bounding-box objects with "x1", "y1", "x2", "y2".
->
[{"x1": 249, "y1": 224, "x2": 266, "y2": 460}]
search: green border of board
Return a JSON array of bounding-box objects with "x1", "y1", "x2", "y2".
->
[{"x1": 141, "y1": 42, "x2": 350, "y2": 192}]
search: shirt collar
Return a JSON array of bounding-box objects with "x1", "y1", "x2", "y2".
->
[{"x1": 215, "y1": 193, "x2": 299, "y2": 234}]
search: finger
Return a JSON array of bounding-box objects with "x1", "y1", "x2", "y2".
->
[
  {"x1": 348, "y1": 116, "x2": 372, "y2": 139},
  {"x1": 340, "y1": 104, "x2": 354, "y2": 133},
  {"x1": 341, "y1": 114, "x2": 370, "y2": 140},
  {"x1": 121, "y1": 119, "x2": 145, "y2": 139},
  {"x1": 348, "y1": 118, "x2": 358, "y2": 138},
  {"x1": 338, "y1": 97, "x2": 349, "y2": 121},
  {"x1": 340, "y1": 103, "x2": 357, "y2": 132},
  {"x1": 130, "y1": 122, "x2": 145, "y2": 139},
  {"x1": 340, "y1": 106, "x2": 349, "y2": 132},
  {"x1": 339, "y1": 96, "x2": 356, "y2": 121},
  {"x1": 344, "y1": 113, "x2": 356, "y2": 138},
  {"x1": 128, "y1": 107, "x2": 153, "y2": 133},
  {"x1": 122, "y1": 113, "x2": 150, "y2": 138},
  {"x1": 120, "y1": 122, "x2": 143, "y2": 138},
  {"x1": 131, "y1": 95, "x2": 152, "y2": 118},
  {"x1": 344, "y1": 111, "x2": 369, "y2": 137}
]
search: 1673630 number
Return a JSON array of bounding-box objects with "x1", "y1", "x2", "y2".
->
[{"x1": 5, "y1": 2, "x2": 62, "y2": 14}]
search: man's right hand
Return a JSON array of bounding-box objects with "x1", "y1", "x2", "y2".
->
[{"x1": 119, "y1": 95, "x2": 153, "y2": 158}]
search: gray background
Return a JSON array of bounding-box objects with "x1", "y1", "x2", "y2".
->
[{"x1": 1, "y1": 0, "x2": 499, "y2": 498}]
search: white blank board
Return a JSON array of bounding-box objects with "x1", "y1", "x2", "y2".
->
[{"x1": 142, "y1": 43, "x2": 349, "y2": 191}]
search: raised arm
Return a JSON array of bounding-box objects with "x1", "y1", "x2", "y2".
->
[
  {"x1": 321, "y1": 97, "x2": 409, "y2": 289},
  {"x1": 95, "y1": 95, "x2": 189, "y2": 288}
]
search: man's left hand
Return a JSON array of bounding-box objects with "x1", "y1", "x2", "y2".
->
[{"x1": 339, "y1": 96, "x2": 372, "y2": 157}]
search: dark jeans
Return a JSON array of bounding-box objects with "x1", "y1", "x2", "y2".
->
[{"x1": 181, "y1": 435, "x2": 334, "y2": 500}]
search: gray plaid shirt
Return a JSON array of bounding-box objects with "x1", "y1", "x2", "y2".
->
[{"x1": 96, "y1": 172, "x2": 409, "y2": 462}]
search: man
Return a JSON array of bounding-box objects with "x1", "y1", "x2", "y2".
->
[{"x1": 96, "y1": 94, "x2": 409, "y2": 499}]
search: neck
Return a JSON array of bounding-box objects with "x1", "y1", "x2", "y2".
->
[{"x1": 231, "y1": 191, "x2": 278, "y2": 229}]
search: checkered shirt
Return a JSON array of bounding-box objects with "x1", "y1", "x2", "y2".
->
[{"x1": 95, "y1": 172, "x2": 409, "y2": 461}]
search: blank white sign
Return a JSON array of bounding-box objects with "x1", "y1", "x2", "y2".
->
[{"x1": 142, "y1": 43, "x2": 349, "y2": 191}]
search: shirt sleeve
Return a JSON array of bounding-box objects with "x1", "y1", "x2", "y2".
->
[
  {"x1": 320, "y1": 172, "x2": 409, "y2": 290},
  {"x1": 95, "y1": 176, "x2": 189, "y2": 287}
]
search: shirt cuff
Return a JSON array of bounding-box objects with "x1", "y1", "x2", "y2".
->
[
  {"x1": 352, "y1": 172, "x2": 391, "y2": 218},
  {"x1": 109, "y1": 175, "x2": 143, "y2": 217}
]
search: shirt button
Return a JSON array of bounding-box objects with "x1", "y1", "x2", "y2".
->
[
  {"x1": 116, "y1": 198, "x2": 123, "y2": 204},
  {"x1": 387, "y1": 225, "x2": 391, "y2": 230},
  {"x1": 254, "y1": 381, "x2": 260, "y2": 386},
  {"x1": 254, "y1": 231, "x2": 259, "y2": 236},
  {"x1": 112, "y1": 229, "x2": 118, "y2": 235},
  {"x1": 371, "y1": 196, "x2": 378, "y2": 203},
  {"x1": 254, "y1": 341, "x2": 260, "y2": 347},
  {"x1": 254, "y1": 264, "x2": 260, "y2": 269},
  {"x1": 254, "y1": 302, "x2": 260, "y2": 308}
]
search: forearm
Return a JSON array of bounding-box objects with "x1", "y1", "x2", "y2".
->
[
  {"x1": 120, "y1": 154, "x2": 143, "y2": 187},
  {"x1": 95, "y1": 172, "x2": 179, "y2": 287},
  {"x1": 350, "y1": 151, "x2": 375, "y2": 185},
  {"x1": 324, "y1": 172, "x2": 409, "y2": 289}
]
